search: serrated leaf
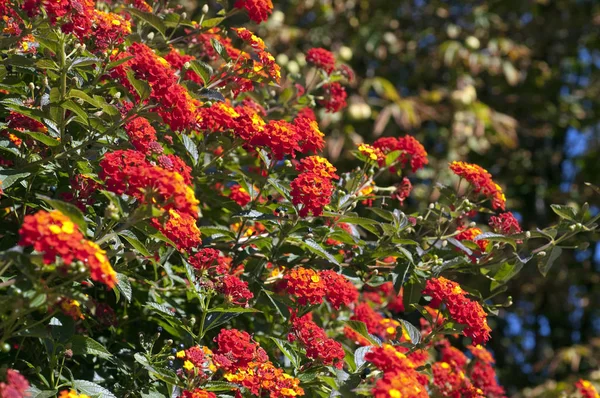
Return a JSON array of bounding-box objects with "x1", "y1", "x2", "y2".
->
[
  {"x1": 147, "y1": 302, "x2": 178, "y2": 317},
  {"x1": 447, "y1": 237, "x2": 473, "y2": 255},
  {"x1": 62, "y1": 100, "x2": 88, "y2": 121},
  {"x1": 126, "y1": 69, "x2": 151, "y2": 100},
  {"x1": 69, "y1": 57, "x2": 99, "y2": 70},
  {"x1": 210, "y1": 38, "x2": 230, "y2": 61},
  {"x1": 537, "y1": 246, "x2": 562, "y2": 277},
  {"x1": 38, "y1": 195, "x2": 87, "y2": 233},
  {"x1": 127, "y1": 8, "x2": 167, "y2": 37},
  {"x1": 344, "y1": 320, "x2": 380, "y2": 346},
  {"x1": 18, "y1": 130, "x2": 61, "y2": 147},
  {"x1": 72, "y1": 380, "x2": 117, "y2": 398},
  {"x1": 26, "y1": 387, "x2": 58, "y2": 398},
  {"x1": 115, "y1": 273, "x2": 132, "y2": 303},
  {"x1": 402, "y1": 278, "x2": 425, "y2": 312},
  {"x1": 491, "y1": 261, "x2": 523, "y2": 290},
  {"x1": 180, "y1": 134, "x2": 199, "y2": 165},
  {"x1": 399, "y1": 319, "x2": 421, "y2": 345},
  {"x1": 353, "y1": 345, "x2": 373, "y2": 368},
  {"x1": 0, "y1": 170, "x2": 30, "y2": 189},
  {"x1": 303, "y1": 238, "x2": 340, "y2": 265},
  {"x1": 119, "y1": 230, "x2": 151, "y2": 257},
  {"x1": 71, "y1": 336, "x2": 113, "y2": 359},
  {"x1": 198, "y1": 87, "x2": 225, "y2": 102},
  {"x1": 366, "y1": 207, "x2": 395, "y2": 222},
  {"x1": 201, "y1": 17, "x2": 224, "y2": 28},
  {"x1": 550, "y1": 204, "x2": 577, "y2": 222},
  {"x1": 189, "y1": 60, "x2": 212, "y2": 84},
  {"x1": 269, "y1": 337, "x2": 299, "y2": 368},
  {"x1": 207, "y1": 305, "x2": 261, "y2": 313}
]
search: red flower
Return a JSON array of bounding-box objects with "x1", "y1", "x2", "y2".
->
[
  {"x1": 254, "y1": 120, "x2": 301, "y2": 159},
  {"x1": 305, "y1": 48, "x2": 336, "y2": 74},
  {"x1": 90, "y1": 10, "x2": 131, "y2": 52},
  {"x1": 288, "y1": 314, "x2": 345, "y2": 368},
  {"x1": 157, "y1": 154, "x2": 193, "y2": 185},
  {"x1": 373, "y1": 135, "x2": 429, "y2": 172},
  {"x1": 350, "y1": 302, "x2": 384, "y2": 335},
  {"x1": 234, "y1": 0, "x2": 273, "y2": 23},
  {"x1": 283, "y1": 267, "x2": 326, "y2": 306},
  {"x1": 124, "y1": 116, "x2": 157, "y2": 154},
  {"x1": 151, "y1": 210, "x2": 201, "y2": 252},
  {"x1": 455, "y1": 227, "x2": 488, "y2": 252},
  {"x1": 432, "y1": 361, "x2": 473, "y2": 398},
  {"x1": 163, "y1": 48, "x2": 203, "y2": 84},
  {"x1": 575, "y1": 379, "x2": 600, "y2": 398},
  {"x1": 296, "y1": 156, "x2": 338, "y2": 180},
  {"x1": 449, "y1": 161, "x2": 506, "y2": 211},
  {"x1": 218, "y1": 274, "x2": 254, "y2": 306},
  {"x1": 319, "y1": 82, "x2": 347, "y2": 113},
  {"x1": 319, "y1": 270, "x2": 358, "y2": 309},
  {"x1": 489, "y1": 212, "x2": 521, "y2": 235},
  {"x1": 213, "y1": 329, "x2": 268, "y2": 372},
  {"x1": 422, "y1": 277, "x2": 491, "y2": 345},
  {"x1": 0, "y1": 369, "x2": 30, "y2": 397},
  {"x1": 391, "y1": 177, "x2": 412, "y2": 204},
  {"x1": 294, "y1": 117, "x2": 325, "y2": 154},
  {"x1": 470, "y1": 362, "x2": 506, "y2": 398},
  {"x1": 372, "y1": 370, "x2": 428, "y2": 398},
  {"x1": 296, "y1": 107, "x2": 316, "y2": 121},
  {"x1": 290, "y1": 172, "x2": 334, "y2": 217},
  {"x1": 189, "y1": 248, "x2": 221, "y2": 271},
  {"x1": 18, "y1": 210, "x2": 117, "y2": 288},
  {"x1": 467, "y1": 344, "x2": 495, "y2": 364},
  {"x1": 229, "y1": 184, "x2": 252, "y2": 207},
  {"x1": 180, "y1": 389, "x2": 216, "y2": 398}
]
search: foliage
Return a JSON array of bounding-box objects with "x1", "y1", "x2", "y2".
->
[{"x1": 0, "y1": 0, "x2": 598, "y2": 398}]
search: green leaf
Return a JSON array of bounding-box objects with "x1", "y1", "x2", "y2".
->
[
  {"x1": 180, "y1": 134, "x2": 199, "y2": 165},
  {"x1": 35, "y1": 59, "x2": 59, "y2": 70},
  {"x1": 203, "y1": 381, "x2": 241, "y2": 392},
  {"x1": 18, "y1": 130, "x2": 61, "y2": 147},
  {"x1": 69, "y1": 89, "x2": 103, "y2": 109},
  {"x1": 189, "y1": 60, "x2": 213, "y2": 84},
  {"x1": 0, "y1": 170, "x2": 30, "y2": 190},
  {"x1": 115, "y1": 273, "x2": 132, "y2": 303},
  {"x1": 119, "y1": 230, "x2": 151, "y2": 257},
  {"x1": 537, "y1": 246, "x2": 563, "y2": 277},
  {"x1": 127, "y1": 8, "x2": 167, "y2": 37},
  {"x1": 38, "y1": 195, "x2": 88, "y2": 233},
  {"x1": 26, "y1": 387, "x2": 58, "y2": 398},
  {"x1": 126, "y1": 69, "x2": 151, "y2": 100},
  {"x1": 399, "y1": 319, "x2": 421, "y2": 345},
  {"x1": 62, "y1": 100, "x2": 88, "y2": 122},
  {"x1": 385, "y1": 150, "x2": 402, "y2": 167},
  {"x1": 402, "y1": 278, "x2": 425, "y2": 312},
  {"x1": 201, "y1": 17, "x2": 225, "y2": 28},
  {"x1": 72, "y1": 380, "x2": 117, "y2": 398},
  {"x1": 353, "y1": 345, "x2": 373, "y2": 368},
  {"x1": 366, "y1": 207, "x2": 395, "y2": 222},
  {"x1": 550, "y1": 204, "x2": 577, "y2": 222},
  {"x1": 210, "y1": 38, "x2": 230, "y2": 61},
  {"x1": 344, "y1": 320, "x2": 380, "y2": 346},
  {"x1": 71, "y1": 336, "x2": 113, "y2": 359},
  {"x1": 269, "y1": 337, "x2": 299, "y2": 368},
  {"x1": 69, "y1": 57, "x2": 100, "y2": 70},
  {"x1": 491, "y1": 261, "x2": 523, "y2": 291},
  {"x1": 303, "y1": 238, "x2": 340, "y2": 265},
  {"x1": 146, "y1": 302, "x2": 177, "y2": 318},
  {"x1": 207, "y1": 305, "x2": 261, "y2": 313}
]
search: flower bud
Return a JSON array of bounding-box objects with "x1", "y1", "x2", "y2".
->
[
  {"x1": 183, "y1": 61, "x2": 191, "y2": 69},
  {"x1": 114, "y1": 92, "x2": 121, "y2": 99},
  {"x1": 181, "y1": 12, "x2": 187, "y2": 19},
  {"x1": 147, "y1": 32, "x2": 155, "y2": 41},
  {"x1": 576, "y1": 223, "x2": 583, "y2": 229},
  {"x1": 202, "y1": 4, "x2": 209, "y2": 13},
  {"x1": 537, "y1": 251, "x2": 546, "y2": 257},
  {"x1": 284, "y1": 160, "x2": 292, "y2": 168},
  {"x1": 28, "y1": 82, "x2": 35, "y2": 91},
  {"x1": 469, "y1": 222, "x2": 476, "y2": 228},
  {"x1": 428, "y1": 203, "x2": 435, "y2": 209},
  {"x1": 569, "y1": 224, "x2": 576, "y2": 231},
  {"x1": 416, "y1": 216, "x2": 423, "y2": 222},
  {"x1": 80, "y1": 44, "x2": 86, "y2": 52},
  {"x1": 525, "y1": 231, "x2": 531, "y2": 239},
  {"x1": 74, "y1": 43, "x2": 81, "y2": 50},
  {"x1": 441, "y1": 240, "x2": 448, "y2": 248}
]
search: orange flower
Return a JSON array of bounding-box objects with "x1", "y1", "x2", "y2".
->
[
  {"x1": 234, "y1": 0, "x2": 273, "y2": 23},
  {"x1": 290, "y1": 172, "x2": 334, "y2": 217},
  {"x1": 283, "y1": 267, "x2": 326, "y2": 306},
  {"x1": 151, "y1": 209, "x2": 201, "y2": 252},
  {"x1": 455, "y1": 227, "x2": 488, "y2": 252},
  {"x1": 449, "y1": 161, "x2": 506, "y2": 210},
  {"x1": 18, "y1": 210, "x2": 117, "y2": 288},
  {"x1": 296, "y1": 156, "x2": 338, "y2": 180},
  {"x1": 576, "y1": 380, "x2": 600, "y2": 398},
  {"x1": 422, "y1": 277, "x2": 491, "y2": 345}
]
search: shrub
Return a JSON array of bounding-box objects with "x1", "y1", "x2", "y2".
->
[{"x1": 0, "y1": 0, "x2": 598, "y2": 397}]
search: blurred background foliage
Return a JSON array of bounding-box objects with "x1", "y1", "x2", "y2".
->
[{"x1": 187, "y1": 0, "x2": 600, "y2": 395}]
